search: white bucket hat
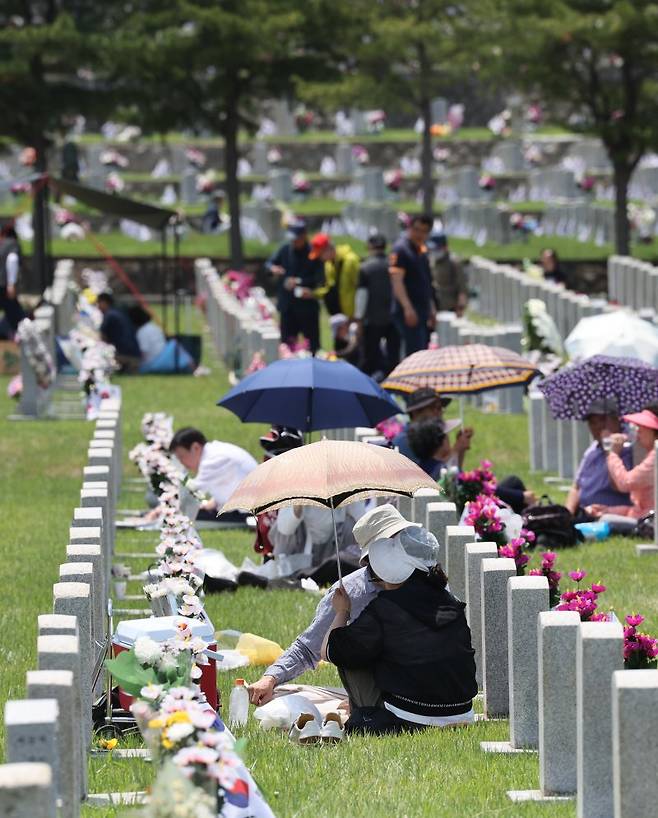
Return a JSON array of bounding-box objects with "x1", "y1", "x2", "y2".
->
[
  {"x1": 368, "y1": 536, "x2": 430, "y2": 584},
  {"x1": 352, "y1": 503, "x2": 418, "y2": 559}
]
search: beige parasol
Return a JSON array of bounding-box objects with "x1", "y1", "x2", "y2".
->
[
  {"x1": 222, "y1": 438, "x2": 439, "y2": 515},
  {"x1": 222, "y1": 439, "x2": 439, "y2": 582}
]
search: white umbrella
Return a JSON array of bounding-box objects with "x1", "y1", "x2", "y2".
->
[{"x1": 565, "y1": 310, "x2": 658, "y2": 366}]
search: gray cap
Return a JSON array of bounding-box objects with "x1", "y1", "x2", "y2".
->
[{"x1": 586, "y1": 397, "x2": 619, "y2": 416}]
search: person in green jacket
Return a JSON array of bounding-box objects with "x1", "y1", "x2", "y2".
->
[{"x1": 310, "y1": 233, "x2": 361, "y2": 317}]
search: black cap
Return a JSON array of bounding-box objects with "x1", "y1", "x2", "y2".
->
[
  {"x1": 406, "y1": 387, "x2": 451, "y2": 413},
  {"x1": 367, "y1": 232, "x2": 386, "y2": 250},
  {"x1": 259, "y1": 425, "x2": 303, "y2": 457}
]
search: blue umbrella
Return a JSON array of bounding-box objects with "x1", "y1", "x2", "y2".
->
[{"x1": 217, "y1": 358, "x2": 400, "y2": 432}]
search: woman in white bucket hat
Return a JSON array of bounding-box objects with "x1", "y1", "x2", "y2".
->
[
  {"x1": 248, "y1": 504, "x2": 440, "y2": 707},
  {"x1": 320, "y1": 513, "x2": 477, "y2": 735}
]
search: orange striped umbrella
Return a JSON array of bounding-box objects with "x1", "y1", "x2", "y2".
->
[
  {"x1": 221, "y1": 438, "x2": 438, "y2": 515},
  {"x1": 382, "y1": 345, "x2": 539, "y2": 395}
]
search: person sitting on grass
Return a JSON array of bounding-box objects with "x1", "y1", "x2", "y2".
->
[
  {"x1": 97, "y1": 291, "x2": 141, "y2": 373},
  {"x1": 406, "y1": 417, "x2": 453, "y2": 479},
  {"x1": 587, "y1": 409, "x2": 658, "y2": 522},
  {"x1": 329, "y1": 313, "x2": 360, "y2": 366},
  {"x1": 321, "y1": 534, "x2": 477, "y2": 735},
  {"x1": 565, "y1": 400, "x2": 632, "y2": 521},
  {"x1": 393, "y1": 387, "x2": 473, "y2": 469},
  {"x1": 170, "y1": 426, "x2": 257, "y2": 523},
  {"x1": 248, "y1": 504, "x2": 441, "y2": 707}
]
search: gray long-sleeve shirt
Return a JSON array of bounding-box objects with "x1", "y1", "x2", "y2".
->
[{"x1": 264, "y1": 567, "x2": 379, "y2": 684}]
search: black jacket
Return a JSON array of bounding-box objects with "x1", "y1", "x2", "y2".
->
[
  {"x1": 327, "y1": 573, "x2": 477, "y2": 718},
  {"x1": 265, "y1": 241, "x2": 325, "y2": 313},
  {"x1": 358, "y1": 253, "x2": 393, "y2": 326}
]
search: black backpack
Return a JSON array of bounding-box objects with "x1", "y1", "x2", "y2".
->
[{"x1": 522, "y1": 495, "x2": 582, "y2": 549}]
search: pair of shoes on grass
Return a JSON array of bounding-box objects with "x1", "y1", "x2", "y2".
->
[{"x1": 289, "y1": 712, "x2": 344, "y2": 744}]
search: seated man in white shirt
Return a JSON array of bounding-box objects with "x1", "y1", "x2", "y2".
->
[{"x1": 170, "y1": 426, "x2": 258, "y2": 523}]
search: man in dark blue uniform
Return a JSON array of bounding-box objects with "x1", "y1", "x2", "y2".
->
[
  {"x1": 265, "y1": 219, "x2": 325, "y2": 353},
  {"x1": 389, "y1": 214, "x2": 436, "y2": 355}
]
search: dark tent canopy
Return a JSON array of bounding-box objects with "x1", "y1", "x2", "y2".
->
[{"x1": 50, "y1": 177, "x2": 177, "y2": 231}]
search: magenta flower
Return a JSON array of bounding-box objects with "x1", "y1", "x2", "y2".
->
[
  {"x1": 591, "y1": 583, "x2": 607, "y2": 594},
  {"x1": 568, "y1": 570, "x2": 587, "y2": 583},
  {"x1": 626, "y1": 614, "x2": 644, "y2": 627},
  {"x1": 590, "y1": 612, "x2": 610, "y2": 622},
  {"x1": 541, "y1": 552, "x2": 557, "y2": 567}
]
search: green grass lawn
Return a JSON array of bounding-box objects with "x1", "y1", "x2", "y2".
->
[
  {"x1": 75, "y1": 125, "x2": 575, "y2": 147},
  {"x1": 15, "y1": 229, "x2": 658, "y2": 266},
  {"x1": 1, "y1": 315, "x2": 657, "y2": 817}
]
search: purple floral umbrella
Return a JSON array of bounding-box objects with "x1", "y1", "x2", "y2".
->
[{"x1": 538, "y1": 355, "x2": 658, "y2": 420}]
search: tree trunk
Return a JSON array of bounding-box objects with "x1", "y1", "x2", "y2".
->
[
  {"x1": 612, "y1": 161, "x2": 631, "y2": 256},
  {"x1": 224, "y1": 93, "x2": 244, "y2": 269},
  {"x1": 420, "y1": 96, "x2": 434, "y2": 218},
  {"x1": 31, "y1": 137, "x2": 50, "y2": 292}
]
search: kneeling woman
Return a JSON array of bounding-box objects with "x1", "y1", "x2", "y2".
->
[{"x1": 321, "y1": 536, "x2": 477, "y2": 735}]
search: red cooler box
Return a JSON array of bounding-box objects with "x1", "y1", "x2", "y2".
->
[{"x1": 112, "y1": 615, "x2": 219, "y2": 711}]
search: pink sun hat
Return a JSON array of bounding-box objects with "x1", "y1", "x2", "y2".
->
[{"x1": 622, "y1": 409, "x2": 658, "y2": 431}]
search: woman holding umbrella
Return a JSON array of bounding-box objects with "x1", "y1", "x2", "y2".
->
[{"x1": 321, "y1": 521, "x2": 477, "y2": 735}]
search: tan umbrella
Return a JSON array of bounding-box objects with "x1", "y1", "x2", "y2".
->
[
  {"x1": 223, "y1": 439, "x2": 438, "y2": 514},
  {"x1": 222, "y1": 439, "x2": 439, "y2": 581},
  {"x1": 382, "y1": 345, "x2": 539, "y2": 395}
]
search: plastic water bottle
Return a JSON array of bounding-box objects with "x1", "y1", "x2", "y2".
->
[{"x1": 228, "y1": 678, "x2": 249, "y2": 727}]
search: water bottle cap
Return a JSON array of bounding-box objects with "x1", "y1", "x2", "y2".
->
[{"x1": 234, "y1": 678, "x2": 246, "y2": 686}]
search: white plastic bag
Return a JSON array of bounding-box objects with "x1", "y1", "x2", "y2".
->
[{"x1": 253, "y1": 694, "x2": 322, "y2": 731}]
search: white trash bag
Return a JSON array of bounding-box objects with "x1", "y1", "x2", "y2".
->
[{"x1": 253, "y1": 694, "x2": 322, "y2": 731}]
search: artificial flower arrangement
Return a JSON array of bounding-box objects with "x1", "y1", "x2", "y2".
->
[
  {"x1": 478, "y1": 173, "x2": 496, "y2": 191},
  {"x1": 439, "y1": 459, "x2": 498, "y2": 515},
  {"x1": 129, "y1": 412, "x2": 182, "y2": 495},
  {"x1": 69, "y1": 328, "x2": 117, "y2": 395},
  {"x1": 622, "y1": 614, "x2": 658, "y2": 670},
  {"x1": 463, "y1": 494, "x2": 507, "y2": 547},
  {"x1": 498, "y1": 529, "x2": 536, "y2": 575},
  {"x1": 529, "y1": 551, "x2": 562, "y2": 607},
  {"x1": 375, "y1": 417, "x2": 405, "y2": 443},
  {"x1": 522, "y1": 298, "x2": 565, "y2": 358},
  {"x1": 292, "y1": 172, "x2": 312, "y2": 195},
  {"x1": 367, "y1": 109, "x2": 386, "y2": 132},
  {"x1": 554, "y1": 570, "x2": 608, "y2": 621},
  {"x1": 16, "y1": 318, "x2": 56, "y2": 389},
  {"x1": 142, "y1": 482, "x2": 206, "y2": 617},
  {"x1": 107, "y1": 624, "x2": 242, "y2": 814}
]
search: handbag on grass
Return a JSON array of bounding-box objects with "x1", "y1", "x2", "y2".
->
[{"x1": 522, "y1": 494, "x2": 582, "y2": 548}]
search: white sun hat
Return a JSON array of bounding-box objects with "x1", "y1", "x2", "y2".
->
[{"x1": 352, "y1": 503, "x2": 419, "y2": 559}]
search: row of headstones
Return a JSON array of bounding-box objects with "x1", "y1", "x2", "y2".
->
[
  {"x1": 374, "y1": 484, "x2": 657, "y2": 818},
  {"x1": 542, "y1": 201, "x2": 616, "y2": 246},
  {"x1": 341, "y1": 201, "x2": 401, "y2": 243},
  {"x1": 18, "y1": 303, "x2": 56, "y2": 419},
  {"x1": 434, "y1": 312, "x2": 525, "y2": 414},
  {"x1": 194, "y1": 258, "x2": 280, "y2": 372},
  {"x1": 608, "y1": 255, "x2": 658, "y2": 314},
  {"x1": 47, "y1": 259, "x2": 77, "y2": 337},
  {"x1": 0, "y1": 397, "x2": 122, "y2": 817},
  {"x1": 528, "y1": 390, "x2": 591, "y2": 481},
  {"x1": 17, "y1": 259, "x2": 77, "y2": 419},
  {"x1": 443, "y1": 200, "x2": 512, "y2": 245},
  {"x1": 472, "y1": 547, "x2": 657, "y2": 818},
  {"x1": 437, "y1": 166, "x2": 583, "y2": 205},
  {"x1": 469, "y1": 255, "x2": 609, "y2": 337}
]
